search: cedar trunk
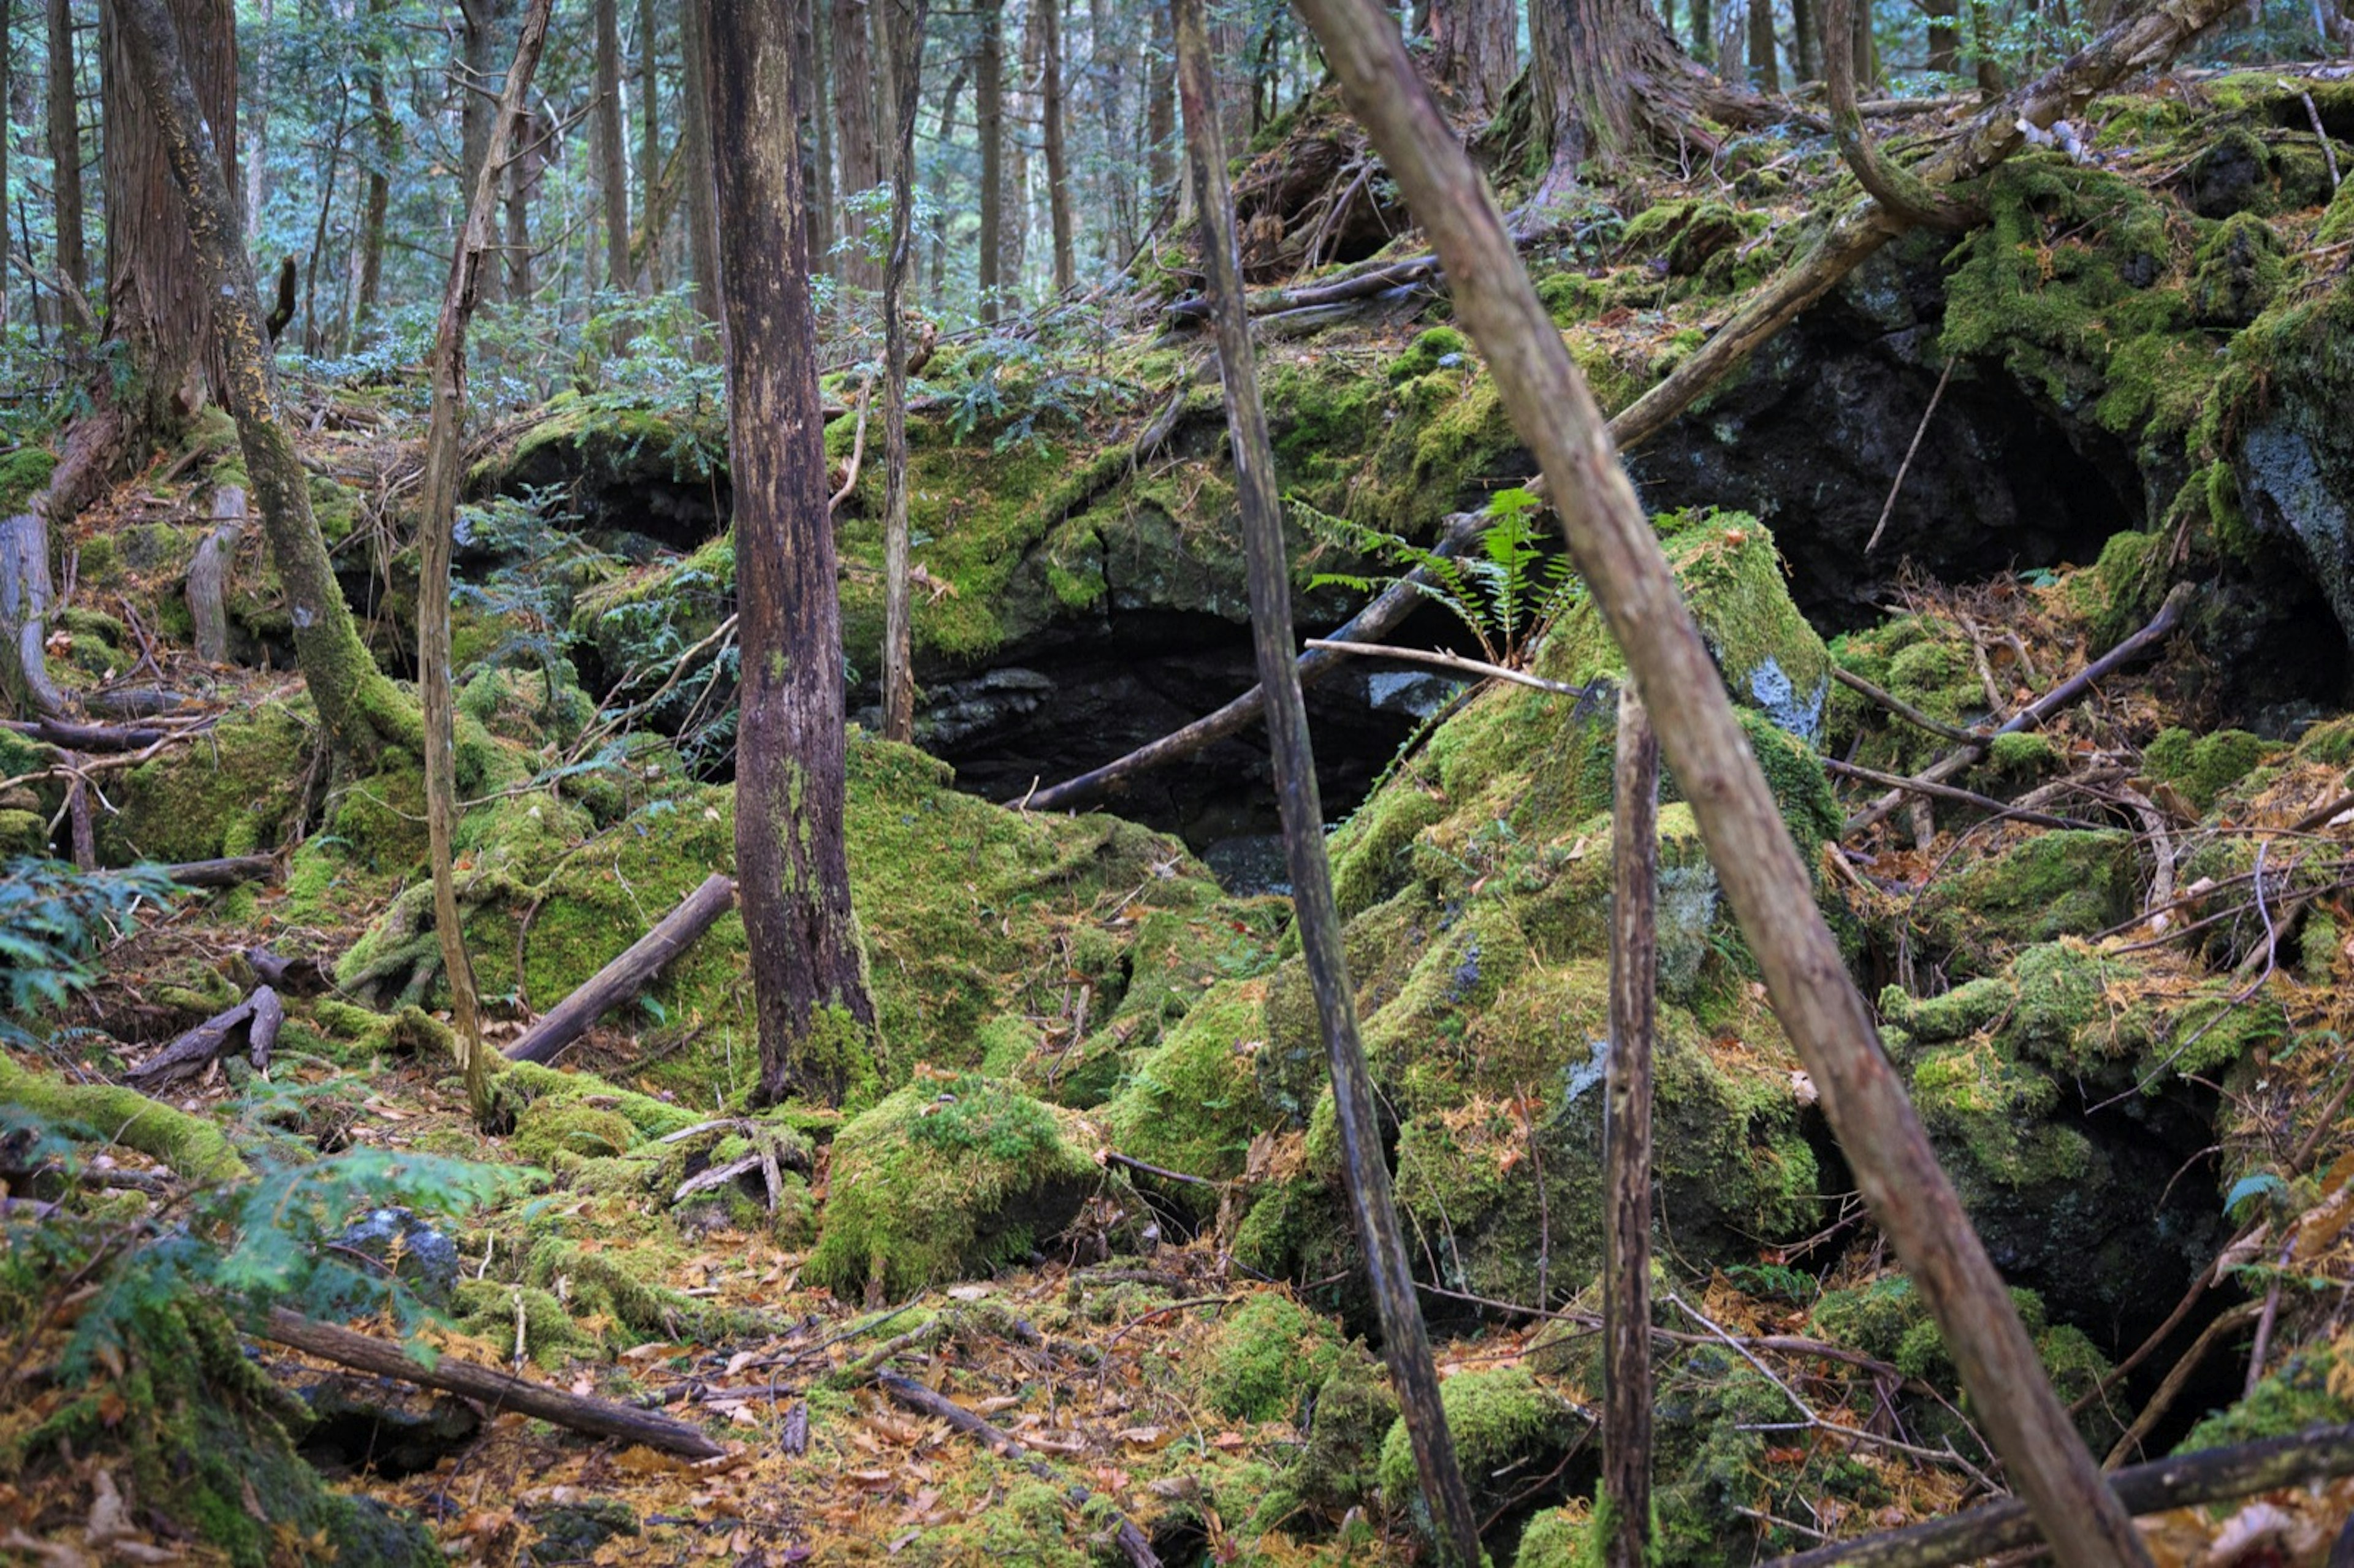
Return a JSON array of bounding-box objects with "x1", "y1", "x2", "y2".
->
[
  {"x1": 1748, "y1": 0, "x2": 1779, "y2": 87},
  {"x1": 638, "y1": 0, "x2": 661, "y2": 289},
  {"x1": 1428, "y1": 0, "x2": 1517, "y2": 111},
  {"x1": 700, "y1": 0, "x2": 877, "y2": 1106},
  {"x1": 48, "y1": 0, "x2": 85, "y2": 299},
  {"x1": 100, "y1": 0, "x2": 238, "y2": 428},
  {"x1": 878, "y1": 0, "x2": 929, "y2": 742},
  {"x1": 353, "y1": 0, "x2": 392, "y2": 335},
  {"x1": 1037, "y1": 0, "x2": 1073, "y2": 293},
  {"x1": 1602, "y1": 687, "x2": 1659, "y2": 1568},
  {"x1": 1528, "y1": 0, "x2": 1716, "y2": 197},
  {"x1": 679, "y1": 0, "x2": 720, "y2": 327}
]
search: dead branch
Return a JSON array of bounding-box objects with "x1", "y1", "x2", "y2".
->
[
  {"x1": 128, "y1": 987, "x2": 282, "y2": 1089},
  {"x1": 259, "y1": 1307, "x2": 723, "y2": 1459},
  {"x1": 503, "y1": 873, "x2": 737, "y2": 1065},
  {"x1": 1302, "y1": 637, "x2": 1595, "y2": 696},
  {"x1": 1830, "y1": 664, "x2": 1982, "y2": 745},
  {"x1": 164, "y1": 856, "x2": 280, "y2": 889},
  {"x1": 1823, "y1": 758, "x2": 2106, "y2": 831}
]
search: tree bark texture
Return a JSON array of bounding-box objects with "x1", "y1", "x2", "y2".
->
[
  {"x1": 1428, "y1": 0, "x2": 1516, "y2": 111},
  {"x1": 595, "y1": 0, "x2": 633, "y2": 298},
  {"x1": 807, "y1": 0, "x2": 836, "y2": 281},
  {"x1": 1289, "y1": 7, "x2": 2161, "y2": 1568},
  {"x1": 701, "y1": 0, "x2": 877, "y2": 1106},
  {"x1": 1748, "y1": 0, "x2": 1780, "y2": 87},
  {"x1": 457, "y1": 0, "x2": 504, "y2": 303},
  {"x1": 353, "y1": 0, "x2": 394, "y2": 335},
  {"x1": 186, "y1": 482, "x2": 245, "y2": 665},
  {"x1": 976, "y1": 0, "x2": 1005, "y2": 319},
  {"x1": 1528, "y1": 0, "x2": 1716, "y2": 197},
  {"x1": 420, "y1": 0, "x2": 552, "y2": 1119},
  {"x1": 115, "y1": 0, "x2": 420, "y2": 770},
  {"x1": 878, "y1": 0, "x2": 929, "y2": 744},
  {"x1": 1144, "y1": 0, "x2": 1174, "y2": 221},
  {"x1": 243, "y1": 0, "x2": 272, "y2": 238},
  {"x1": 638, "y1": 0, "x2": 661, "y2": 290},
  {"x1": 504, "y1": 106, "x2": 538, "y2": 300},
  {"x1": 1171, "y1": 1, "x2": 1482, "y2": 1561},
  {"x1": 100, "y1": 0, "x2": 238, "y2": 427},
  {"x1": 48, "y1": 0, "x2": 85, "y2": 298},
  {"x1": 1602, "y1": 686, "x2": 1658, "y2": 1568},
  {"x1": 1037, "y1": 0, "x2": 1073, "y2": 293},
  {"x1": 925, "y1": 67, "x2": 966, "y2": 298},
  {"x1": 0, "y1": 508, "x2": 68, "y2": 717},
  {"x1": 832, "y1": 0, "x2": 881, "y2": 293},
  {"x1": 1793, "y1": 0, "x2": 1823, "y2": 80}
]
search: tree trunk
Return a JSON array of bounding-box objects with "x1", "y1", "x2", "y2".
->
[
  {"x1": 1851, "y1": 0, "x2": 1880, "y2": 91},
  {"x1": 679, "y1": 0, "x2": 720, "y2": 328},
  {"x1": 878, "y1": 0, "x2": 928, "y2": 742},
  {"x1": 1144, "y1": 1, "x2": 1173, "y2": 219},
  {"x1": 1748, "y1": 0, "x2": 1779, "y2": 87},
  {"x1": 1689, "y1": 0, "x2": 1714, "y2": 61},
  {"x1": 1005, "y1": 2, "x2": 1035, "y2": 298},
  {"x1": 457, "y1": 0, "x2": 501, "y2": 303},
  {"x1": 352, "y1": 0, "x2": 392, "y2": 337},
  {"x1": 924, "y1": 66, "x2": 965, "y2": 299},
  {"x1": 699, "y1": 0, "x2": 876, "y2": 1106},
  {"x1": 1036, "y1": 0, "x2": 1072, "y2": 293},
  {"x1": 594, "y1": 0, "x2": 631, "y2": 299},
  {"x1": 48, "y1": 0, "x2": 85, "y2": 300},
  {"x1": 1793, "y1": 0, "x2": 1822, "y2": 82},
  {"x1": 420, "y1": 0, "x2": 552, "y2": 1120},
  {"x1": 114, "y1": 0, "x2": 419, "y2": 771},
  {"x1": 1087, "y1": 0, "x2": 1135, "y2": 260},
  {"x1": 101, "y1": 0, "x2": 240, "y2": 430},
  {"x1": 504, "y1": 105, "x2": 536, "y2": 299},
  {"x1": 1529, "y1": 0, "x2": 1717, "y2": 197},
  {"x1": 1428, "y1": 0, "x2": 1516, "y2": 112},
  {"x1": 637, "y1": 0, "x2": 660, "y2": 290},
  {"x1": 976, "y1": 0, "x2": 1004, "y2": 320},
  {"x1": 243, "y1": 0, "x2": 272, "y2": 239},
  {"x1": 1925, "y1": 0, "x2": 1960, "y2": 70},
  {"x1": 831, "y1": 0, "x2": 880, "y2": 292},
  {"x1": 1601, "y1": 686, "x2": 1658, "y2": 1568},
  {"x1": 806, "y1": 0, "x2": 836, "y2": 283}
]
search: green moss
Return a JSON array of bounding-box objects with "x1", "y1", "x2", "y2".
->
[
  {"x1": 1515, "y1": 1504, "x2": 1596, "y2": 1568},
  {"x1": 807, "y1": 1075, "x2": 1117, "y2": 1303},
  {"x1": 97, "y1": 699, "x2": 316, "y2": 864},
  {"x1": 0, "y1": 447, "x2": 57, "y2": 512},
  {"x1": 2188, "y1": 212, "x2": 2287, "y2": 326},
  {"x1": 2179, "y1": 1340, "x2": 2354, "y2": 1452},
  {"x1": 1376, "y1": 1366, "x2": 1583, "y2": 1521},
  {"x1": 511, "y1": 1100, "x2": 642, "y2": 1165},
  {"x1": 2143, "y1": 727, "x2": 2270, "y2": 807},
  {"x1": 1921, "y1": 830, "x2": 2138, "y2": 959},
  {"x1": 451, "y1": 1281, "x2": 596, "y2": 1368},
  {"x1": 1101, "y1": 980, "x2": 1276, "y2": 1187},
  {"x1": 1200, "y1": 1293, "x2": 1344, "y2": 1423},
  {"x1": 1388, "y1": 325, "x2": 1471, "y2": 383}
]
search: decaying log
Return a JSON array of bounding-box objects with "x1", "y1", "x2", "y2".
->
[
  {"x1": 7, "y1": 717, "x2": 178, "y2": 750},
  {"x1": 1762, "y1": 1421, "x2": 2354, "y2": 1568},
  {"x1": 245, "y1": 945, "x2": 330, "y2": 994},
  {"x1": 876, "y1": 1371, "x2": 1160, "y2": 1568},
  {"x1": 260, "y1": 1307, "x2": 725, "y2": 1460},
  {"x1": 503, "y1": 873, "x2": 737, "y2": 1065},
  {"x1": 188, "y1": 484, "x2": 248, "y2": 666},
  {"x1": 165, "y1": 855, "x2": 280, "y2": 888},
  {"x1": 1026, "y1": 511, "x2": 1486, "y2": 814},
  {"x1": 129, "y1": 986, "x2": 282, "y2": 1087}
]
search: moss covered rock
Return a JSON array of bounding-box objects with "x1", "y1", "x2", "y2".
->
[
  {"x1": 1376, "y1": 1366, "x2": 1582, "y2": 1524},
  {"x1": 97, "y1": 699, "x2": 316, "y2": 865},
  {"x1": 807, "y1": 1075, "x2": 1120, "y2": 1303}
]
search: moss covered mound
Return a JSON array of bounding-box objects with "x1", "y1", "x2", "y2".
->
[
  {"x1": 97, "y1": 699, "x2": 317, "y2": 865},
  {"x1": 1375, "y1": 1366, "x2": 1584, "y2": 1525},
  {"x1": 807, "y1": 1075, "x2": 1119, "y2": 1303}
]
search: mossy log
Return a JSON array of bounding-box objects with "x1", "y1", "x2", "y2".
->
[
  {"x1": 502, "y1": 872, "x2": 736, "y2": 1065},
  {"x1": 0, "y1": 1054, "x2": 248, "y2": 1182}
]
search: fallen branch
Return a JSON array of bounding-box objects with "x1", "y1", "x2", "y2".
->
[
  {"x1": 128, "y1": 986, "x2": 282, "y2": 1089},
  {"x1": 1026, "y1": 512, "x2": 1486, "y2": 813},
  {"x1": 1830, "y1": 664, "x2": 1982, "y2": 745},
  {"x1": 1864, "y1": 359, "x2": 1957, "y2": 553},
  {"x1": 503, "y1": 873, "x2": 737, "y2": 1065},
  {"x1": 1164, "y1": 249, "x2": 1446, "y2": 323},
  {"x1": 1823, "y1": 757, "x2": 2105, "y2": 831},
  {"x1": 875, "y1": 1370, "x2": 1162, "y2": 1568},
  {"x1": 1845, "y1": 584, "x2": 2192, "y2": 838},
  {"x1": 1302, "y1": 638, "x2": 1596, "y2": 697},
  {"x1": 259, "y1": 1307, "x2": 723, "y2": 1459},
  {"x1": 164, "y1": 855, "x2": 280, "y2": 889},
  {"x1": 1763, "y1": 1414, "x2": 2348, "y2": 1568}
]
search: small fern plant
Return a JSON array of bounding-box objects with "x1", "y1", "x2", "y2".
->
[
  {"x1": 0, "y1": 859, "x2": 181, "y2": 1049},
  {"x1": 1298, "y1": 485, "x2": 1579, "y2": 671}
]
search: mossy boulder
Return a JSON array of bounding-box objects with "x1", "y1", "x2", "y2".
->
[
  {"x1": 2143, "y1": 726, "x2": 2270, "y2": 809},
  {"x1": 97, "y1": 699, "x2": 316, "y2": 864},
  {"x1": 807, "y1": 1075, "x2": 1121, "y2": 1303},
  {"x1": 1917, "y1": 829, "x2": 2139, "y2": 964},
  {"x1": 1376, "y1": 1366, "x2": 1583, "y2": 1525},
  {"x1": 1198, "y1": 1292, "x2": 1345, "y2": 1423},
  {"x1": 1101, "y1": 978, "x2": 1280, "y2": 1186}
]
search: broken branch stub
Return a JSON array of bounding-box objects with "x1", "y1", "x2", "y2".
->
[{"x1": 1286, "y1": 3, "x2": 2152, "y2": 1566}]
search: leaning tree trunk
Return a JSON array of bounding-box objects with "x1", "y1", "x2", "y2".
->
[
  {"x1": 115, "y1": 0, "x2": 419, "y2": 771},
  {"x1": 99, "y1": 0, "x2": 238, "y2": 435},
  {"x1": 700, "y1": 0, "x2": 877, "y2": 1106}
]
